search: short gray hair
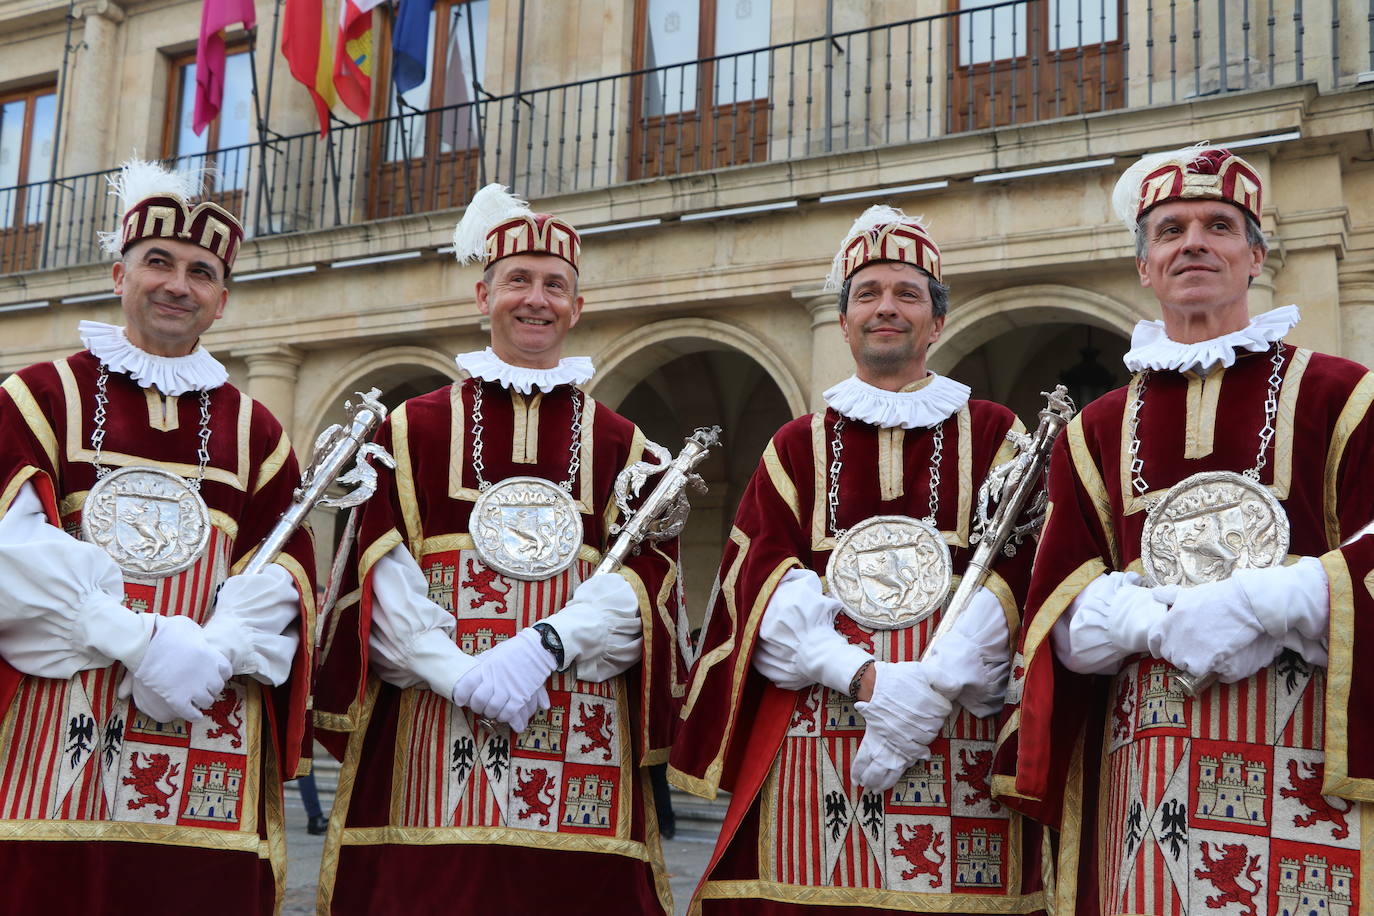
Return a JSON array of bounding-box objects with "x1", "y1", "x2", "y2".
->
[
  {"x1": 1134, "y1": 211, "x2": 1268, "y2": 260},
  {"x1": 837, "y1": 267, "x2": 949, "y2": 318}
]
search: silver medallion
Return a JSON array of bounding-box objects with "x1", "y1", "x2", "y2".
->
[
  {"x1": 826, "y1": 515, "x2": 953, "y2": 630},
  {"x1": 1140, "y1": 470, "x2": 1289, "y2": 587},
  {"x1": 81, "y1": 466, "x2": 212, "y2": 578},
  {"x1": 470, "y1": 476, "x2": 583, "y2": 580}
]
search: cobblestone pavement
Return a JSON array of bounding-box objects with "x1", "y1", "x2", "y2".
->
[{"x1": 282, "y1": 754, "x2": 723, "y2": 915}]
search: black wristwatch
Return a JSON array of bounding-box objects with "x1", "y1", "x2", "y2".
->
[{"x1": 532, "y1": 622, "x2": 566, "y2": 670}]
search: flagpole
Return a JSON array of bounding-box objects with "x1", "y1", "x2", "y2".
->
[
  {"x1": 464, "y1": 1, "x2": 485, "y2": 186},
  {"x1": 39, "y1": 0, "x2": 78, "y2": 270},
  {"x1": 262, "y1": 0, "x2": 284, "y2": 136},
  {"x1": 250, "y1": 0, "x2": 284, "y2": 235},
  {"x1": 507, "y1": 0, "x2": 525, "y2": 190}
]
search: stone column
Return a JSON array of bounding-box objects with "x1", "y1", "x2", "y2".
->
[
  {"x1": 1337, "y1": 269, "x2": 1374, "y2": 368},
  {"x1": 1250, "y1": 252, "x2": 1284, "y2": 316},
  {"x1": 239, "y1": 345, "x2": 304, "y2": 441},
  {"x1": 66, "y1": 1, "x2": 124, "y2": 177},
  {"x1": 795, "y1": 284, "x2": 851, "y2": 413}
]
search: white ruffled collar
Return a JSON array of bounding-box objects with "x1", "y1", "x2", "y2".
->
[
  {"x1": 455, "y1": 347, "x2": 595, "y2": 395},
  {"x1": 78, "y1": 321, "x2": 228, "y2": 395},
  {"x1": 1123, "y1": 305, "x2": 1300, "y2": 375},
  {"x1": 823, "y1": 373, "x2": 971, "y2": 429}
]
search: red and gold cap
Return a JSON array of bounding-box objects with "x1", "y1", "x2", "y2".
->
[
  {"x1": 98, "y1": 159, "x2": 244, "y2": 274},
  {"x1": 453, "y1": 184, "x2": 581, "y2": 273},
  {"x1": 1113, "y1": 145, "x2": 1263, "y2": 234},
  {"x1": 824, "y1": 205, "x2": 942, "y2": 290}
]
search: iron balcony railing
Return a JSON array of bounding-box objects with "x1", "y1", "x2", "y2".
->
[{"x1": 3, "y1": 0, "x2": 1371, "y2": 276}]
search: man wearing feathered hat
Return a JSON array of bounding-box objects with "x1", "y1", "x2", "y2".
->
[
  {"x1": 313, "y1": 185, "x2": 685, "y2": 914},
  {"x1": 999, "y1": 145, "x2": 1374, "y2": 911},
  {"x1": 0, "y1": 159, "x2": 315, "y2": 913},
  {"x1": 669, "y1": 206, "x2": 1048, "y2": 912}
]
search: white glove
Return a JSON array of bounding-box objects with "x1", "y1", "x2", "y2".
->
[
  {"x1": 752, "y1": 569, "x2": 873, "y2": 692},
  {"x1": 851, "y1": 661, "x2": 953, "y2": 791},
  {"x1": 922, "y1": 587, "x2": 1011, "y2": 717},
  {"x1": 541, "y1": 573, "x2": 642, "y2": 682},
  {"x1": 125, "y1": 614, "x2": 233, "y2": 723},
  {"x1": 450, "y1": 628, "x2": 554, "y2": 733},
  {"x1": 1149, "y1": 558, "x2": 1329, "y2": 681},
  {"x1": 1050, "y1": 571, "x2": 1170, "y2": 675},
  {"x1": 202, "y1": 566, "x2": 300, "y2": 685}
]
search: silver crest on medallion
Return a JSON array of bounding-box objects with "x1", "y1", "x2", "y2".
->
[
  {"x1": 1141, "y1": 470, "x2": 1289, "y2": 587},
  {"x1": 826, "y1": 515, "x2": 953, "y2": 630},
  {"x1": 81, "y1": 466, "x2": 212, "y2": 578},
  {"x1": 471, "y1": 476, "x2": 583, "y2": 580}
]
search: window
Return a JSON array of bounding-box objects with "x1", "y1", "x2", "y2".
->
[
  {"x1": 164, "y1": 47, "x2": 253, "y2": 193},
  {"x1": 369, "y1": 0, "x2": 488, "y2": 218},
  {"x1": 632, "y1": 0, "x2": 772, "y2": 179},
  {"x1": 951, "y1": 0, "x2": 1123, "y2": 131},
  {"x1": 0, "y1": 83, "x2": 56, "y2": 273}
]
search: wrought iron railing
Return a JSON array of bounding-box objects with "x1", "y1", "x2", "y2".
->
[{"x1": 3, "y1": 0, "x2": 1370, "y2": 276}]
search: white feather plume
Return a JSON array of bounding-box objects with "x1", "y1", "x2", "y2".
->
[
  {"x1": 96, "y1": 157, "x2": 206, "y2": 257},
  {"x1": 1111, "y1": 142, "x2": 1212, "y2": 236},
  {"x1": 823, "y1": 204, "x2": 927, "y2": 291},
  {"x1": 452, "y1": 183, "x2": 533, "y2": 265}
]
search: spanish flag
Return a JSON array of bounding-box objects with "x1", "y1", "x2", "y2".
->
[
  {"x1": 334, "y1": 0, "x2": 385, "y2": 118},
  {"x1": 282, "y1": 0, "x2": 336, "y2": 134}
]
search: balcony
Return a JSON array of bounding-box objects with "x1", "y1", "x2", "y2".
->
[{"x1": 2, "y1": 0, "x2": 1370, "y2": 276}]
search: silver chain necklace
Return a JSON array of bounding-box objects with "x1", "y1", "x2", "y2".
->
[
  {"x1": 82, "y1": 365, "x2": 215, "y2": 578},
  {"x1": 470, "y1": 380, "x2": 582, "y2": 492},
  {"x1": 827, "y1": 416, "x2": 944, "y2": 538},
  {"x1": 91, "y1": 365, "x2": 212, "y2": 488},
  {"x1": 1127, "y1": 343, "x2": 1286, "y2": 500}
]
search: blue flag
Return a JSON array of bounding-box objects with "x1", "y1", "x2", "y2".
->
[{"x1": 392, "y1": 0, "x2": 435, "y2": 96}]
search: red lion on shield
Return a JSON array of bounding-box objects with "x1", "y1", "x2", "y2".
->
[
  {"x1": 890, "y1": 823, "x2": 945, "y2": 886},
  {"x1": 956, "y1": 747, "x2": 1000, "y2": 812},
  {"x1": 1280, "y1": 758, "x2": 1351, "y2": 839},
  {"x1": 464, "y1": 559, "x2": 510, "y2": 613},
  {"x1": 513, "y1": 766, "x2": 556, "y2": 827},
  {"x1": 573, "y1": 702, "x2": 614, "y2": 761},
  {"x1": 204, "y1": 692, "x2": 243, "y2": 748},
  {"x1": 122, "y1": 752, "x2": 181, "y2": 820},
  {"x1": 1194, "y1": 841, "x2": 1261, "y2": 916}
]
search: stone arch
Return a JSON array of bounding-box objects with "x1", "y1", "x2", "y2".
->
[
  {"x1": 302, "y1": 345, "x2": 461, "y2": 441},
  {"x1": 930, "y1": 283, "x2": 1144, "y2": 375},
  {"x1": 588, "y1": 318, "x2": 808, "y2": 418}
]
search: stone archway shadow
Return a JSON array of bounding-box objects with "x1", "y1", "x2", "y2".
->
[
  {"x1": 930, "y1": 284, "x2": 1145, "y2": 376},
  {"x1": 588, "y1": 318, "x2": 808, "y2": 418},
  {"x1": 302, "y1": 345, "x2": 461, "y2": 441}
]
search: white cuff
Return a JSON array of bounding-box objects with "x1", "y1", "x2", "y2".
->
[
  {"x1": 202, "y1": 565, "x2": 301, "y2": 685},
  {"x1": 1235, "y1": 556, "x2": 1330, "y2": 643},
  {"x1": 544, "y1": 573, "x2": 643, "y2": 682},
  {"x1": 368, "y1": 546, "x2": 475, "y2": 694},
  {"x1": 1051, "y1": 572, "x2": 1167, "y2": 675},
  {"x1": 753, "y1": 568, "x2": 872, "y2": 693},
  {"x1": 80, "y1": 597, "x2": 155, "y2": 670}
]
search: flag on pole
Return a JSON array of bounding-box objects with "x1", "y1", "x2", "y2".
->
[
  {"x1": 193, "y1": 0, "x2": 256, "y2": 135},
  {"x1": 334, "y1": 0, "x2": 386, "y2": 117},
  {"x1": 391, "y1": 0, "x2": 435, "y2": 97},
  {"x1": 283, "y1": 0, "x2": 337, "y2": 134}
]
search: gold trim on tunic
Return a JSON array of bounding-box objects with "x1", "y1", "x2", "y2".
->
[{"x1": 56, "y1": 358, "x2": 253, "y2": 491}]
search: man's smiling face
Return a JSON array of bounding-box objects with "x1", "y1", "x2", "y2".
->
[
  {"x1": 114, "y1": 238, "x2": 228, "y2": 357},
  {"x1": 476, "y1": 253, "x2": 584, "y2": 369},
  {"x1": 1137, "y1": 199, "x2": 1264, "y2": 316}
]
